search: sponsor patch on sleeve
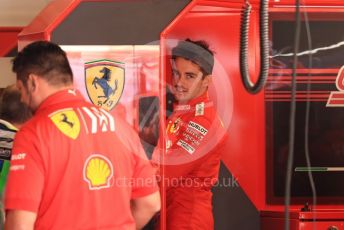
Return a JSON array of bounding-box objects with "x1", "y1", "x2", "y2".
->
[
  {"x1": 10, "y1": 153, "x2": 27, "y2": 171},
  {"x1": 195, "y1": 102, "x2": 205, "y2": 116},
  {"x1": 177, "y1": 139, "x2": 195, "y2": 154},
  {"x1": 49, "y1": 109, "x2": 81, "y2": 139},
  {"x1": 11, "y1": 153, "x2": 26, "y2": 161},
  {"x1": 10, "y1": 165, "x2": 25, "y2": 171}
]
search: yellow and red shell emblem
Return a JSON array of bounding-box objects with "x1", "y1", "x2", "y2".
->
[{"x1": 83, "y1": 154, "x2": 114, "y2": 190}]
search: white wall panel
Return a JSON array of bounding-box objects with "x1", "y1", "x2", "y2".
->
[
  {"x1": 0, "y1": 0, "x2": 50, "y2": 26},
  {"x1": 0, "y1": 58, "x2": 16, "y2": 87}
]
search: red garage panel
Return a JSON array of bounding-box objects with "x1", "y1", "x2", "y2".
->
[{"x1": 0, "y1": 27, "x2": 22, "y2": 56}]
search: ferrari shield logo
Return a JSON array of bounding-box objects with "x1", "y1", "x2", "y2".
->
[
  {"x1": 85, "y1": 59, "x2": 125, "y2": 111},
  {"x1": 169, "y1": 117, "x2": 182, "y2": 134},
  {"x1": 49, "y1": 109, "x2": 81, "y2": 139}
]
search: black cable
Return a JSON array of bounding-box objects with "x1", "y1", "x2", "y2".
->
[
  {"x1": 284, "y1": 0, "x2": 301, "y2": 229},
  {"x1": 239, "y1": 0, "x2": 269, "y2": 94},
  {"x1": 302, "y1": 2, "x2": 317, "y2": 228}
]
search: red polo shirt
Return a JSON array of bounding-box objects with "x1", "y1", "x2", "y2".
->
[{"x1": 5, "y1": 89, "x2": 158, "y2": 230}]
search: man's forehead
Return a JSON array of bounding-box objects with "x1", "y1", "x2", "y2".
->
[{"x1": 171, "y1": 57, "x2": 202, "y2": 70}]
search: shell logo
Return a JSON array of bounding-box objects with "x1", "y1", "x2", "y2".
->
[{"x1": 83, "y1": 154, "x2": 114, "y2": 190}]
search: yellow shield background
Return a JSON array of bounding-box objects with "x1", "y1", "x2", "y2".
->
[
  {"x1": 85, "y1": 60, "x2": 125, "y2": 111},
  {"x1": 50, "y1": 109, "x2": 80, "y2": 140}
]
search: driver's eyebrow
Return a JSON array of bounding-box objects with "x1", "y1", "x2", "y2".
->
[{"x1": 185, "y1": 72, "x2": 198, "y2": 77}]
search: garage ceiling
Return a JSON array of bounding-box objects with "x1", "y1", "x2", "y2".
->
[{"x1": 0, "y1": 0, "x2": 51, "y2": 26}]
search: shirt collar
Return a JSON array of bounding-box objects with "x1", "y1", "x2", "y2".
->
[
  {"x1": 174, "y1": 92, "x2": 210, "y2": 112},
  {"x1": 36, "y1": 89, "x2": 83, "y2": 114}
]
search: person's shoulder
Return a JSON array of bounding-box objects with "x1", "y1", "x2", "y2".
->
[
  {"x1": 13, "y1": 118, "x2": 39, "y2": 144},
  {"x1": 0, "y1": 119, "x2": 17, "y2": 132},
  {"x1": 18, "y1": 114, "x2": 42, "y2": 134},
  {"x1": 0, "y1": 120, "x2": 17, "y2": 150},
  {"x1": 183, "y1": 100, "x2": 221, "y2": 133},
  {"x1": 188, "y1": 100, "x2": 215, "y2": 119},
  {"x1": 20, "y1": 104, "x2": 64, "y2": 134}
]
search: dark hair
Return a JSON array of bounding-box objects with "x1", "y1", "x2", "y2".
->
[
  {"x1": 172, "y1": 38, "x2": 214, "y2": 77},
  {"x1": 12, "y1": 41, "x2": 73, "y2": 87},
  {"x1": 0, "y1": 85, "x2": 32, "y2": 124}
]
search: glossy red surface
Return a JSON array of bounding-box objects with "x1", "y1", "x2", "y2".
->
[
  {"x1": 261, "y1": 209, "x2": 344, "y2": 229},
  {"x1": 18, "y1": 0, "x2": 81, "y2": 50},
  {"x1": 0, "y1": 27, "x2": 22, "y2": 56},
  {"x1": 162, "y1": 0, "x2": 265, "y2": 212},
  {"x1": 161, "y1": 0, "x2": 344, "y2": 214}
]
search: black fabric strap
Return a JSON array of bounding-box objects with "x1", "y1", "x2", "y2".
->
[{"x1": 172, "y1": 41, "x2": 214, "y2": 75}]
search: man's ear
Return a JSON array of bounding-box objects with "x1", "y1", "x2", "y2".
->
[
  {"x1": 27, "y1": 74, "x2": 38, "y2": 92},
  {"x1": 202, "y1": 75, "x2": 212, "y2": 88}
]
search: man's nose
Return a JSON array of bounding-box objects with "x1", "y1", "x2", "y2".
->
[{"x1": 175, "y1": 75, "x2": 185, "y2": 85}]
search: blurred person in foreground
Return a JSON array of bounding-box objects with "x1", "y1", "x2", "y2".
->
[
  {"x1": 0, "y1": 84, "x2": 32, "y2": 226},
  {"x1": 152, "y1": 38, "x2": 226, "y2": 229}
]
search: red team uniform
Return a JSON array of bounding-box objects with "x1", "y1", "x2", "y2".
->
[
  {"x1": 5, "y1": 89, "x2": 158, "y2": 229},
  {"x1": 160, "y1": 92, "x2": 225, "y2": 229}
]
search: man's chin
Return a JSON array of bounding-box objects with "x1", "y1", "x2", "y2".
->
[{"x1": 175, "y1": 97, "x2": 189, "y2": 104}]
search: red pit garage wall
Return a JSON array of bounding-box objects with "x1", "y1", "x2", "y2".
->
[
  {"x1": 0, "y1": 27, "x2": 22, "y2": 56},
  {"x1": 160, "y1": 0, "x2": 344, "y2": 221},
  {"x1": 161, "y1": 0, "x2": 266, "y2": 211}
]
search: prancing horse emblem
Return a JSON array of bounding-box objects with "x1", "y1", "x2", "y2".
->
[
  {"x1": 92, "y1": 67, "x2": 118, "y2": 104},
  {"x1": 61, "y1": 113, "x2": 74, "y2": 128},
  {"x1": 49, "y1": 109, "x2": 81, "y2": 140},
  {"x1": 85, "y1": 60, "x2": 125, "y2": 111}
]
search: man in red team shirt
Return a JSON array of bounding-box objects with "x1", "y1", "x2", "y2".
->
[
  {"x1": 154, "y1": 39, "x2": 225, "y2": 229},
  {"x1": 5, "y1": 41, "x2": 160, "y2": 229}
]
